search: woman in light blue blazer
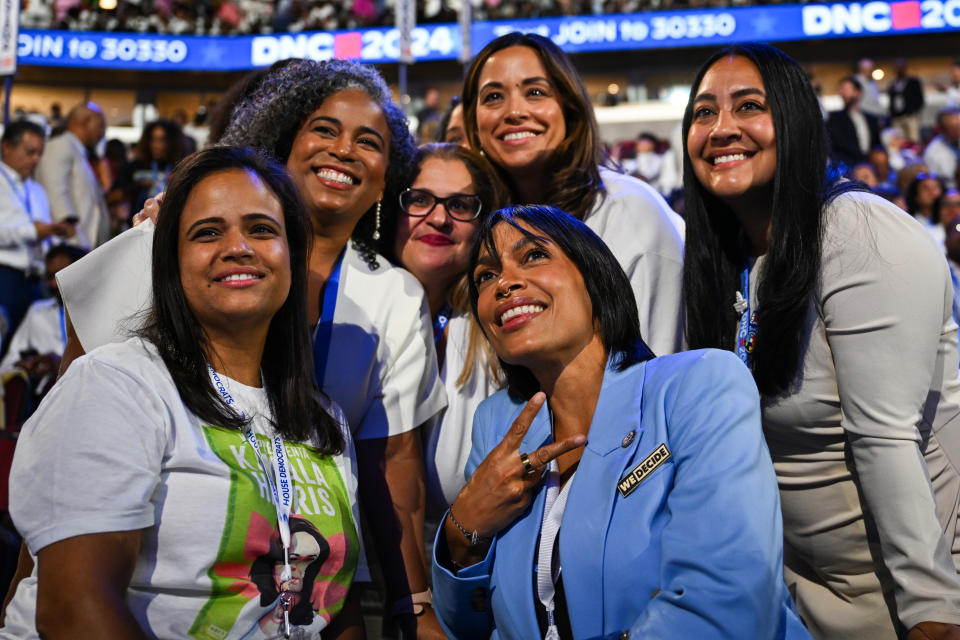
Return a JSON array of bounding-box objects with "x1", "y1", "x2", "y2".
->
[{"x1": 431, "y1": 204, "x2": 810, "y2": 640}]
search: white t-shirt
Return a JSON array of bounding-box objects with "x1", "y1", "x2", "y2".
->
[
  {"x1": 2, "y1": 337, "x2": 368, "y2": 640},
  {"x1": 587, "y1": 168, "x2": 686, "y2": 356},
  {"x1": 422, "y1": 312, "x2": 501, "y2": 512},
  {"x1": 0, "y1": 298, "x2": 65, "y2": 373},
  {"x1": 0, "y1": 161, "x2": 52, "y2": 273},
  {"x1": 56, "y1": 223, "x2": 447, "y2": 440}
]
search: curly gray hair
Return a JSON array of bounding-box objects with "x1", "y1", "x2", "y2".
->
[{"x1": 221, "y1": 58, "x2": 416, "y2": 266}]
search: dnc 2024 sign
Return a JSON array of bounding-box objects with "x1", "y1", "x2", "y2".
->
[{"x1": 15, "y1": 0, "x2": 960, "y2": 71}]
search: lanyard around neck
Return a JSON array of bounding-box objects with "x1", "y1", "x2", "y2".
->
[
  {"x1": 208, "y1": 366, "x2": 296, "y2": 635},
  {"x1": 58, "y1": 305, "x2": 66, "y2": 348},
  {"x1": 735, "y1": 264, "x2": 758, "y2": 369},
  {"x1": 536, "y1": 458, "x2": 575, "y2": 640},
  {"x1": 1, "y1": 169, "x2": 31, "y2": 218},
  {"x1": 433, "y1": 303, "x2": 453, "y2": 346},
  {"x1": 312, "y1": 249, "x2": 346, "y2": 388}
]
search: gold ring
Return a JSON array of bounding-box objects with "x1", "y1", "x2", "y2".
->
[{"x1": 519, "y1": 452, "x2": 537, "y2": 475}]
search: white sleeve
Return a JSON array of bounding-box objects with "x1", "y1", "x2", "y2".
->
[
  {"x1": 355, "y1": 284, "x2": 446, "y2": 441},
  {"x1": 0, "y1": 219, "x2": 36, "y2": 248},
  {"x1": 57, "y1": 220, "x2": 155, "y2": 351},
  {"x1": 822, "y1": 193, "x2": 960, "y2": 628},
  {"x1": 9, "y1": 352, "x2": 168, "y2": 554},
  {"x1": 629, "y1": 248, "x2": 685, "y2": 357},
  {"x1": 587, "y1": 173, "x2": 685, "y2": 356}
]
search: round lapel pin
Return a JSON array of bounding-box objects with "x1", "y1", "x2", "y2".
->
[{"x1": 621, "y1": 430, "x2": 636, "y2": 448}]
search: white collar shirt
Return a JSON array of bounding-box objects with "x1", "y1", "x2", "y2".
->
[{"x1": 0, "y1": 161, "x2": 52, "y2": 272}]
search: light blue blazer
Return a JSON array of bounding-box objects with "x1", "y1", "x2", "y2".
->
[{"x1": 432, "y1": 349, "x2": 811, "y2": 640}]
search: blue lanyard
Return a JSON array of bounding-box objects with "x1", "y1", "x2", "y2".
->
[
  {"x1": 58, "y1": 305, "x2": 67, "y2": 348},
  {"x1": 735, "y1": 265, "x2": 758, "y2": 369},
  {"x1": 312, "y1": 249, "x2": 345, "y2": 388},
  {"x1": 1, "y1": 169, "x2": 31, "y2": 218},
  {"x1": 433, "y1": 303, "x2": 453, "y2": 347}
]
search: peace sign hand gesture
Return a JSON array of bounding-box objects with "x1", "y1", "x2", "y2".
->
[{"x1": 444, "y1": 392, "x2": 587, "y2": 569}]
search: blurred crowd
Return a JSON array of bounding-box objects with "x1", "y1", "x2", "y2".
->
[{"x1": 22, "y1": 0, "x2": 822, "y2": 34}]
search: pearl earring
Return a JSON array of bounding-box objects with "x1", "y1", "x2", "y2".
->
[{"x1": 372, "y1": 200, "x2": 382, "y2": 241}]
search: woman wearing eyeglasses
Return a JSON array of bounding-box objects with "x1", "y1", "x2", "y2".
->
[{"x1": 380, "y1": 143, "x2": 507, "y2": 516}]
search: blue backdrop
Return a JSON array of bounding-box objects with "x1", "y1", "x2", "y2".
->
[{"x1": 16, "y1": 0, "x2": 960, "y2": 70}]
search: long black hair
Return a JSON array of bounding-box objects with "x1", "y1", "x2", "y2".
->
[
  {"x1": 461, "y1": 33, "x2": 607, "y2": 220},
  {"x1": 468, "y1": 205, "x2": 653, "y2": 400},
  {"x1": 140, "y1": 146, "x2": 343, "y2": 453},
  {"x1": 904, "y1": 171, "x2": 945, "y2": 224},
  {"x1": 682, "y1": 43, "x2": 855, "y2": 396}
]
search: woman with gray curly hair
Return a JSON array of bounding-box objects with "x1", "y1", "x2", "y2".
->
[{"x1": 45, "y1": 58, "x2": 448, "y2": 638}]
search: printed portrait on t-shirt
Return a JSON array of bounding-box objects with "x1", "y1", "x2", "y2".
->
[
  {"x1": 250, "y1": 516, "x2": 331, "y2": 635},
  {"x1": 186, "y1": 425, "x2": 359, "y2": 640}
]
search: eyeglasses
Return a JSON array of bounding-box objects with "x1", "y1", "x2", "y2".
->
[{"x1": 398, "y1": 188, "x2": 482, "y2": 221}]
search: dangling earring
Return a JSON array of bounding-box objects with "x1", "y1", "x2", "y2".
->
[{"x1": 372, "y1": 199, "x2": 382, "y2": 240}]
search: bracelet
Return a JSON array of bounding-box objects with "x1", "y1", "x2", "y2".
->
[
  {"x1": 391, "y1": 588, "x2": 432, "y2": 616},
  {"x1": 449, "y1": 505, "x2": 491, "y2": 546}
]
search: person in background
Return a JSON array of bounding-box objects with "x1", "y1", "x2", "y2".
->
[
  {"x1": 826, "y1": 76, "x2": 881, "y2": 170},
  {"x1": 0, "y1": 245, "x2": 87, "y2": 404},
  {"x1": 682, "y1": 42, "x2": 960, "y2": 640},
  {"x1": 942, "y1": 188, "x2": 960, "y2": 324},
  {"x1": 101, "y1": 139, "x2": 131, "y2": 236},
  {"x1": 0, "y1": 121, "x2": 75, "y2": 342},
  {"x1": 461, "y1": 31, "x2": 685, "y2": 356},
  {"x1": 854, "y1": 57, "x2": 885, "y2": 120},
  {"x1": 905, "y1": 171, "x2": 946, "y2": 246},
  {"x1": 888, "y1": 58, "x2": 925, "y2": 144},
  {"x1": 941, "y1": 61, "x2": 960, "y2": 109},
  {"x1": 868, "y1": 145, "x2": 898, "y2": 192},
  {"x1": 850, "y1": 162, "x2": 879, "y2": 189},
  {"x1": 35, "y1": 102, "x2": 109, "y2": 249},
  {"x1": 171, "y1": 109, "x2": 198, "y2": 155},
  {"x1": 923, "y1": 107, "x2": 960, "y2": 190},
  {"x1": 417, "y1": 88, "x2": 443, "y2": 143},
  {"x1": 437, "y1": 97, "x2": 467, "y2": 148},
  {"x1": 109, "y1": 119, "x2": 186, "y2": 223},
  {"x1": 882, "y1": 126, "x2": 920, "y2": 172},
  {"x1": 634, "y1": 132, "x2": 681, "y2": 197}
]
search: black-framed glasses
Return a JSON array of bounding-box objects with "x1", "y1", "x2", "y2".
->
[{"x1": 399, "y1": 188, "x2": 483, "y2": 221}]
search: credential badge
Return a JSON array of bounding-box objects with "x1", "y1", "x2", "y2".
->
[{"x1": 617, "y1": 443, "x2": 671, "y2": 497}]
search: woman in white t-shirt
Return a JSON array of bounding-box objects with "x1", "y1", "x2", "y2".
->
[
  {"x1": 381, "y1": 143, "x2": 506, "y2": 514},
  {"x1": 3, "y1": 147, "x2": 367, "y2": 638},
  {"x1": 53, "y1": 59, "x2": 446, "y2": 636}
]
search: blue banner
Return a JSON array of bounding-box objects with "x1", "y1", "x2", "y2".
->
[{"x1": 15, "y1": 1, "x2": 960, "y2": 70}]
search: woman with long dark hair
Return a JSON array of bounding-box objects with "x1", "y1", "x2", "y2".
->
[
  {"x1": 682, "y1": 43, "x2": 960, "y2": 639},
  {"x1": 904, "y1": 170, "x2": 946, "y2": 246},
  {"x1": 431, "y1": 204, "x2": 808, "y2": 639},
  {"x1": 52, "y1": 59, "x2": 447, "y2": 638},
  {"x1": 2, "y1": 147, "x2": 366, "y2": 638},
  {"x1": 109, "y1": 119, "x2": 187, "y2": 218},
  {"x1": 460, "y1": 32, "x2": 685, "y2": 356}
]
